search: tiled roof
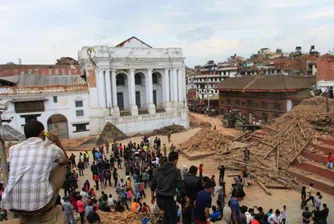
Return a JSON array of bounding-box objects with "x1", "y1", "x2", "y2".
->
[{"x1": 216, "y1": 74, "x2": 316, "y2": 92}]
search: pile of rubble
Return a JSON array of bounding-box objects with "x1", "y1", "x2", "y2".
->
[
  {"x1": 179, "y1": 129, "x2": 232, "y2": 153},
  {"x1": 150, "y1": 124, "x2": 185, "y2": 136},
  {"x1": 61, "y1": 136, "x2": 96, "y2": 150},
  {"x1": 215, "y1": 96, "x2": 334, "y2": 192},
  {"x1": 97, "y1": 211, "x2": 159, "y2": 224},
  {"x1": 96, "y1": 122, "x2": 128, "y2": 145},
  {"x1": 189, "y1": 113, "x2": 212, "y2": 128}
]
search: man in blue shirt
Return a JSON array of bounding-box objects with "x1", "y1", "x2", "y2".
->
[
  {"x1": 193, "y1": 181, "x2": 214, "y2": 224},
  {"x1": 230, "y1": 193, "x2": 244, "y2": 224},
  {"x1": 210, "y1": 205, "x2": 222, "y2": 222}
]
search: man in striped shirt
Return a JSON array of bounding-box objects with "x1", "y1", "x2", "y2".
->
[{"x1": 1, "y1": 120, "x2": 69, "y2": 216}]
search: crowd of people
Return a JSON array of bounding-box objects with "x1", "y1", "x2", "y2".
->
[
  {"x1": 59, "y1": 133, "x2": 331, "y2": 224},
  {"x1": 0, "y1": 119, "x2": 331, "y2": 224}
]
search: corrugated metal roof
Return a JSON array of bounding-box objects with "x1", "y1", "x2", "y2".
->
[{"x1": 0, "y1": 74, "x2": 86, "y2": 86}]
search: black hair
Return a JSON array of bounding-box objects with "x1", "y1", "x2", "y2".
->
[
  {"x1": 24, "y1": 120, "x2": 44, "y2": 138},
  {"x1": 240, "y1": 206, "x2": 248, "y2": 214},
  {"x1": 189, "y1": 165, "x2": 198, "y2": 174},
  {"x1": 305, "y1": 206, "x2": 309, "y2": 211},
  {"x1": 168, "y1": 152, "x2": 179, "y2": 162},
  {"x1": 268, "y1": 208, "x2": 273, "y2": 213},
  {"x1": 212, "y1": 205, "x2": 217, "y2": 211},
  {"x1": 204, "y1": 180, "x2": 214, "y2": 189},
  {"x1": 323, "y1": 204, "x2": 327, "y2": 208},
  {"x1": 275, "y1": 209, "x2": 280, "y2": 215},
  {"x1": 258, "y1": 207, "x2": 263, "y2": 212}
]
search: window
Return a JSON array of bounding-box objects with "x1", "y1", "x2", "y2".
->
[
  {"x1": 76, "y1": 110, "x2": 84, "y2": 116},
  {"x1": 53, "y1": 96, "x2": 57, "y2": 103},
  {"x1": 262, "y1": 101, "x2": 267, "y2": 109},
  {"x1": 20, "y1": 114, "x2": 41, "y2": 126},
  {"x1": 221, "y1": 100, "x2": 224, "y2": 104},
  {"x1": 153, "y1": 73, "x2": 158, "y2": 84},
  {"x1": 73, "y1": 123, "x2": 89, "y2": 132},
  {"x1": 247, "y1": 100, "x2": 253, "y2": 107},
  {"x1": 116, "y1": 74, "x2": 126, "y2": 86},
  {"x1": 14, "y1": 101, "x2": 45, "y2": 113},
  {"x1": 236, "y1": 99, "x2": 241, "y2": 106},
  {"x1": 227, "y1": 98, "x2": 231, "y2": 105},
  {"x1": 75, "y1": 101, "x2": 83, "y2": 107},
  {"x1": 135, "y1": 73, "x2": 142, "y2": 85},
  {"x1": 273, "y1": 102, "x2": 281, "y2": 110}
]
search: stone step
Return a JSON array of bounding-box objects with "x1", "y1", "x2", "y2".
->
[
  {"x1": 138, "y1": 109, "x2": 149, "y2": 115},
  {"x1": 310, "y1": 143, "x2": 334, "y2": 154},
  {"x1": 293, "y1": 160, "x2": 334, "y2": 180},
  {"x1": 317, "y1": 137, "x2": 334, "y2": 146},
  {"x1": 120, "y1": 111, "x2": 131, "y2": 117},
  {"x1": 156, "y1": 108, "x2": 166, "y2": 113},
  {"x1": 287, "y1": 169, "x2": 334, "y2": 195},
  {"x1": 302, "y1": 150, "x2": 327, "y2": 164}
]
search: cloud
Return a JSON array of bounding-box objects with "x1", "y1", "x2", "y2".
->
[
  {"x1": 0, "y1": 0, "x2": 333, "y2": 66},
  {"x1": 179, "y1": 26, "x2": 215, "y2": 42}
]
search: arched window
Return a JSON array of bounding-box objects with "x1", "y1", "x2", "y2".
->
[
  {"x1": 116, "y1": 74, "x2": 126, "y2": 86},
  {"x1": 135, "y1": 73, "x2": 142, "y2": 85},
  {"x1": 152, "y1": 73, "x2": 158, "y2": 84}
]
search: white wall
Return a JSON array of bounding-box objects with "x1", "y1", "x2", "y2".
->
[
  {"x1": 109, "y1": 110, "x2": 189, "y2": 134},
  {"x1": 3, "y1": 92, "x2": 91, "y2": 139}
]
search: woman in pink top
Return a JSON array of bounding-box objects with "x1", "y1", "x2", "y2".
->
[{"x1": 77, "y1": 196, "x2": 86, "y2": 223}]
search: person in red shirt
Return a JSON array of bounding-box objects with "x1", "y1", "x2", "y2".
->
[
  {"x1": 199, "y1": 164, "x2": 204, "y2": 178},
  {"x1": 77, "y1": 196, "x2": 85, "y2": 223},
  {"x1": 327, "y1": 152, "x2": 334, "y2": 169},
  {"x1": 120, "y1": 144, "x2": 123, "y2": 158}
]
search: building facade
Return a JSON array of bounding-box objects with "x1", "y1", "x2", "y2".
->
[
  {"x1": 317, "y1": 52, "x2": 334, "y2": 90},
  {"x1": 187, "y1": 61, "x2": 238, "y2": 99},
  {"x1": 0, "y1": 64, "x2": 91, "y2": 139},
  {"x1": 216, "y1": 75, "x2": 316, "y2": 121},
  {"x1": 78, "y1": 37, "x2": 189, "y2": 134}
]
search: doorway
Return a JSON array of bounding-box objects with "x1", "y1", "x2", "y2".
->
[
  {"x1": 153, "y1": 90, "x2": 157, "y2": 106},
  {"x1": 136, "y1": 91, "x2": 141, "y2": 109},
  {"x1": 117, "y1": 92, "x2": 124, "y2": 110}
]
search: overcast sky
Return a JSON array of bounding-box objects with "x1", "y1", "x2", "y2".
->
[{"x1": 1, "y1": 0, "x2": 334, "y2": 67}]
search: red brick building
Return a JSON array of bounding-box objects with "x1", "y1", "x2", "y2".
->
[
  {"x1": 216, "y1": 75, "x2": 316, "y2": 121},
  {"x1": 317, "y1": 53, "x2": 334, "y2": 89}
]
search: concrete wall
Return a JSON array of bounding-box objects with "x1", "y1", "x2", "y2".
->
[
  {"x1": 108, "y1": 110, "x2": 189, "y2": 135},
  {"x1": 3, "y1": 92, "x2": 91, "y2": 139}
]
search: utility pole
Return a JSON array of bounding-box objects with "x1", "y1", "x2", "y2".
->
[
  {"x1": 0, "y1": 112, "x2": 9, "y2": 186},
  {"x1": 207, "y1": 77, "x2": 210, "y2": 111},
  {"x1": 326, "y1": 94, "x2": 330, "y2": 112}
]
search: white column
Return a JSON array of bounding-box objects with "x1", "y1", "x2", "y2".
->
[
  {"x1": 111, "y1": 69, "x2": 120, "y2": 117},
  {"x1": 102, "y1": 70, "x2": 107, "y2": 108},
  {"x1": 182, "y1": 67, "x2": 187, "y2": 108},
  {"x1": 147, "y1": 69, "x2": 156, "y2": 114},
  {"x1": 178, "y1": 69, "x2": 183, "y2": 103},
  {"x1": 97, "y1": 69, "x2": 106, "y2": 108},
  {"x1": 164, "y1": 69, "x2": 171, "y2": 112},
  {"x1": 129, "y1": 69, "x2": 138, "y2": 116},
  {"x1": 171, "y1": 68, "x2": 178, "y2": 104},
  {"x1": 105, "y1": 69, "x2": 112, "y2": 109}
]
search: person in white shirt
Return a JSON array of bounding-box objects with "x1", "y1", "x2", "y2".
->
[
  {"x1": 80, "y1": 187, "x2": 89, "y2": 205},
  {"x1": 0, "y1": 120, "x2": 69, "y2": 218},
  {"x1": 280, "y1": 205, "x2": 286, "y2": 224},
  {"x1": 108, "y1": 194, "x2": 115, "y2": 207},
  {"x1": 268, "y1": 209, "x2": 280, "y2": 224},
  {"x1": 245, "y1": 208, "x2": 255, "y2": 223}
]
